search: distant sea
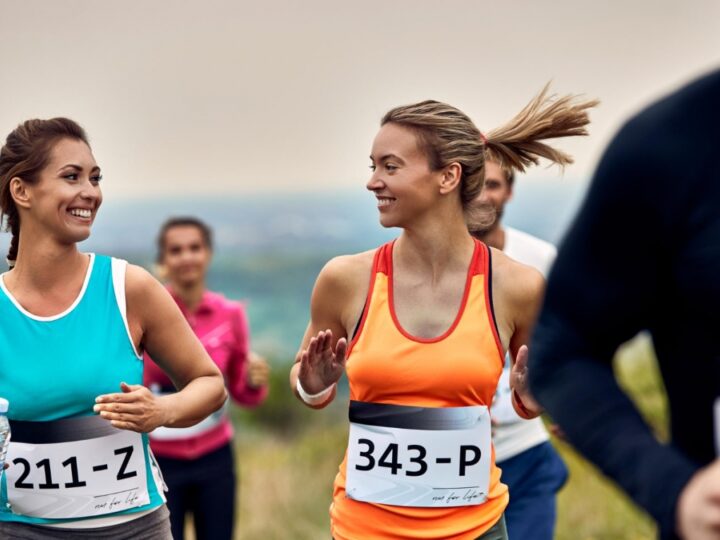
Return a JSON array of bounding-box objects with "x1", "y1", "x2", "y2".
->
[{"x1": 0, "y1": 179, "x2": 589, "y2": 357}]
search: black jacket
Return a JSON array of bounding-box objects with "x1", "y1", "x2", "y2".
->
[{"x1": 530, "y1": 69, "x2": 720, "y2": 540}]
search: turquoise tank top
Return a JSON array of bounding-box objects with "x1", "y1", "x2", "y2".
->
[{"x1": 0, "y1": 254, "x2": 165, "y2": 524}]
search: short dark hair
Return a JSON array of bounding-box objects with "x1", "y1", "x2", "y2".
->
[{"x1": 156, "y1": 217, "x2": 213, "y2": 263}]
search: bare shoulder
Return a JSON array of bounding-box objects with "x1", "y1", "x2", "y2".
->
[
  {"x1": 311, "y1": 249, "x2": 376, "y2": 332},
  {"x1": 124, "y1": 264, "x2": 169, "y2": 311},
  {"x1": 490, "y1": 247, "x2": 545, "y2": 306},
  {"x1": 315, "y1": 250, "x2": 375, "y2": 297}
]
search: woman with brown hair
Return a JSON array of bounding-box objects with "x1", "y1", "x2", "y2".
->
[
  {"x1": 144, "y1": 216, "x2": 270, "y2": 540},
  {"x1": 290, "y1": 87, "x2": 597, "y2": 539},
  {"x1": 0, "y1": 118, "x2": 226, "y2": 538}
]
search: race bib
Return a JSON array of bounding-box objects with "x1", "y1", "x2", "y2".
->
[
  {"x1": 149, "y1": 388, "x2": 228, "y2": 441},
  {"x1": 490, "y1": 356, "x2": 522, "y2": 425},
  {"x1": 6, "y1": 416, "x2": 149, "y2": 519},
  {"x1": 345, "y1": 401, "x2": 492, "y2": 507}
]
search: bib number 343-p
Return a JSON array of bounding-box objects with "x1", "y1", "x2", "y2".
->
[
  {"x1": 6, "y1": 420, "x2": 149, "y2": 519},
  {"x1": 345, "y1": 402, "x2": 492, "y2": 507}
]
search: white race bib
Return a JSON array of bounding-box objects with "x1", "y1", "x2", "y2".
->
[
  {"x1": 345, "y1": 401, "x2": 492, "y2": 507},
  {"x1": 149, "y1": 390, "x2": 228, "y2": 441},
  {"x1": 6, "y1": 416, "x2": 149, "y2": 519},
  {"x1": 490, "y1": 356, "x2": 522, "y2": 426}
]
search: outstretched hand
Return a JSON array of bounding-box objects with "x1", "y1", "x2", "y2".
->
[
  {"x1": 297, "y1": 329, "x2": 347, "y2": 395},
  {"x1": 94, "y1": 382, "x2": 169, "y2": 433},
  {"x1": 509, "y1": 345, "x2": 542, "y2": 417}
]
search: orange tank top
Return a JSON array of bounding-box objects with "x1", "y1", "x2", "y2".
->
[{"x1": 331, "y1": 239, "x2": 508, "y2": 540}]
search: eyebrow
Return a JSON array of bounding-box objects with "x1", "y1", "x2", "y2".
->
[
  {"x1": 369, "y1": 153, "x2": 405, "y2": 164},
  {"x1": 58, "y1": 164, "x2": 101, "y2": 173}
]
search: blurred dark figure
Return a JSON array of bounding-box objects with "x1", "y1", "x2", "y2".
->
[{"x1": 529, "y1": 70, "x2": 720, "y2": 540}]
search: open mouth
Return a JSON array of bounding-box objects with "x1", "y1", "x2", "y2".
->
[
  {"x1": 376, "y1": 196, "x2": 396, "y2": 208},
  {"x1": 68, "y1": 208, "x2": 93, "y2": 220}
]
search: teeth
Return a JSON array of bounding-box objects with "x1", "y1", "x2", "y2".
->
[
  {"x1": 378, "y1": 198, "x2": 394, "y2": 206},
  {"x1": 70, "y1": 209, "x2": 92, "y2": 218}
]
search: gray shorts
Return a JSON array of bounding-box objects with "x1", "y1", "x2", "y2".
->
[
  {"x1": 0, "y1": 505, "x2": 171, "y2": 539},
  {"x1": 476, "y1": 515, "x2": 508, "y2": 540}
]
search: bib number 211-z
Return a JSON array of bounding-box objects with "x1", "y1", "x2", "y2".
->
[{"x1": 6, "y1": 419, "x2": 149, "y2": 520}]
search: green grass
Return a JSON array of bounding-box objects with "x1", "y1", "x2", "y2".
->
[{"x1": 182, "y1": 335, "x2": 668, "y2": 539}]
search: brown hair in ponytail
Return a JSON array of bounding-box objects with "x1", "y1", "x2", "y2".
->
[
  {"x1": 0, "y1": 118, "x2": 89, "y2": 267},
  {"x1": 380, "y1": 84, "x2": 599, "y2": 211}
]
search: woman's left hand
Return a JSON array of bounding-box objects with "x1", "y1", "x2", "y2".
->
[
  {"x1": 247, "y1": 351, "x2": 270, "y2": 388},
  {"x1": 94, "y1": 382, "x2": 170, "y2": 433},
  {"x1": 509, "y1": 345, "x2": 543, "y2": 417}
]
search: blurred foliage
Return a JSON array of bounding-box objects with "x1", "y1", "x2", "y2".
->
[
  {"x1": 230, "y1": 354, "x2": 346, "y2": 436},
  {"x1": 613, "y1": 333, "x2": 669, "y2": 441}
]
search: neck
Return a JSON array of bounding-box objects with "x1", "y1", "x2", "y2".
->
[
  {"x1": 396, "y1": 209, "x2": 475, "y2": 280},
  {"x1": 9, "y1": 231, "x2": 86, "y2": 291},
  {"x1": 476, "y1": 223, "x2": 505, "y2": 251},
  {"x1": 169, "y1": 280, "x2": 206, "y2": 312}
]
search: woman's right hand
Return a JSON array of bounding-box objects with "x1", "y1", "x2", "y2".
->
[{"x1": 297, "y1": 329, "x2": 347, "y2": 394}]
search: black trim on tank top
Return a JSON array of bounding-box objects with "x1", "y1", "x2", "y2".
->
[
  {"x1": 486, "y1": 247, "x2": 502, "y2": 340},
  {"x1": 351, "y1": 299, "x2": 367, "y2": 341}
]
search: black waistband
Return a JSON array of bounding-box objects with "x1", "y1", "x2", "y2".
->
[
  {"x1": 10, "y1": 415, "x2": 122, "y2": 444},
  {"x1": 349, "y1": 400, "x2": 484, "y2": 430}
]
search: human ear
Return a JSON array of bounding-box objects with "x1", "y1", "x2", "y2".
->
[
  {"x1": 9, "y1": 177, "x2": 31, "y2": 209},
  {"x1": 439, "y1": 162, "x2": 462, "y2": 195}
]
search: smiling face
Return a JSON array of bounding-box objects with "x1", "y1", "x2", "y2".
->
[
  {"x1": 475, "y1": 160, "x2": 512, "y2": 226},
  {"x1": 15, "y1": 137, "x2": 102, "y2": 245},
  {"x1": 160, "y1": 225, "x2": 212, "y2": 288},
  {"x1": 366, "y1": 123, "x2": 445, "y2": 229}
]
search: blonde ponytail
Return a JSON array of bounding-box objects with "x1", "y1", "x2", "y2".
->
[
  {"x1": 381, "y1": 84, "x2": 599, "y2": 209},
  {"x1": 484, "y1": 83, "x2": 599, "y2": 172}
]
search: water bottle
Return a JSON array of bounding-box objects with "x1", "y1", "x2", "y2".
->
[{"x1": 0, "y1": 398, "x2": 9, "y2": 475}]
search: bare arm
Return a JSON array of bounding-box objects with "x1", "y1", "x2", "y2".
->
[
  {"x1": 95, "y1": 264, "x2": 226, "y2": 432},
  {"x1": 289, "y1": 253, "x2": 371, "y2": 409},
  {"x1": 491, "y1": 249, "x2": 545, "y2": 419}
]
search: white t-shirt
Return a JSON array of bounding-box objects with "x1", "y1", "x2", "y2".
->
[{"x1": 492, "y1": 227, "x2": 557, "y2": 463}]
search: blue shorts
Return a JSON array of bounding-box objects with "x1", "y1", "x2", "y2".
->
[{"x1": 498, "y1": 441, "x2": 568, "y2": 540}]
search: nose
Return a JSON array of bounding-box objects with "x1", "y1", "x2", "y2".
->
[
  {"x1": 366, "y1": 172, "x2": 384, "y2": 192},
  {"x1": 477, "y1": 188, "x2": 490, "y2": 204},
  {"x1": 79, "y1": 178, "x2": 102, "y2": 203}
]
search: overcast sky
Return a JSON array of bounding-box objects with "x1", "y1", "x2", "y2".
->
[{"x1": 1, "y1": 0, "x2": 718, "y2": 201}]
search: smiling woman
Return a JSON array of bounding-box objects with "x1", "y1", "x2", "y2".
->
[
  {"x1": 290, "y1": 87, "x2": 597, "y2": 540},
  {"x1": 0, "y1": 118, "x2": 226, "y2": 539}
]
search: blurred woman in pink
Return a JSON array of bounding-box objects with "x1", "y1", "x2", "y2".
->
[{"x1": 144, "y1": 217, "x2": 269, "y2": 540}]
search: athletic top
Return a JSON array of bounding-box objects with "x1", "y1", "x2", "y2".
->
[
  {"x1": 529, "y1": 69, "x2": 720, "y2": 540},
  {"x1": 491, "y1": 227, "x2": 556, "y2": 462},
  {"x1": 331, "y1": 239, "x2": 508, "y2": 540},
  {"x1": 144, "y1": 290, "x2": 267, "y2": 460},
  {"x1": 0, "y1": 254, "x2": 165, "y2": 525}
]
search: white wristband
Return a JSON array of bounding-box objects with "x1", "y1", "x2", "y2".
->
[{"x1": 296, "y1": 378, "x2": 335, "y2": 406}]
